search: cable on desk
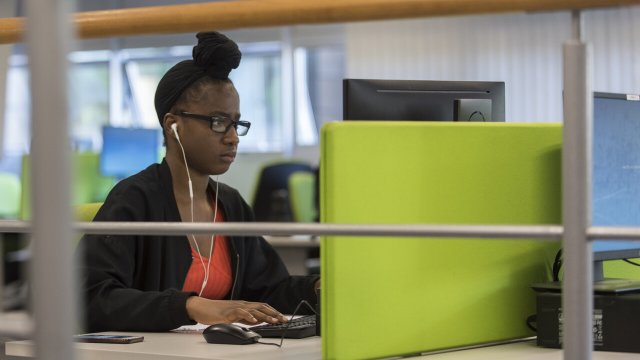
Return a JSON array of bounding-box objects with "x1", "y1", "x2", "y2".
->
[
  {"x1": 623, "y1": 259, "x2": 640, "y2": 267},
  {"x1": 552, "y1": 248, "x2": 563, "y2": 282},
  {"x1": 526, "y1": 314, "x2": 537, "y2": 332},
  {"x1": 256, "y1": 300, "x2": 318, "y2": 348}
]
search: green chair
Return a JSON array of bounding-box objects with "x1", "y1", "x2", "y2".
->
[
  {"x1": 0, "y1": 172, "x2": 21, "y2": 219},
  {"x1": 288, "y1": 170, "x2": 321, "y2": 275},
  {"x1": 74, "y1": 202, "x2": 103, "y2": 222},
  {"x1": 73, "y1": 202, "x2": 103, "y2": 245},
  {"x1": 288, "y1": 171, "x2": 317, "y2": 223}
]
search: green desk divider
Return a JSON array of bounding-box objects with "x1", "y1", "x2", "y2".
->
[
  {"x1": 605, "y1": 259, "x2": 640, "y2": 279},
  {"x1": 20, "y1": 152, "x2": 116, "y2": 220},
  {"x1": 320, "y1": 122, "x2": 562, "y2": 359}
]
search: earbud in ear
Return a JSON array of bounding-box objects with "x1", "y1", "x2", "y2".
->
[{"x1": 171, "y1": 123, "x2": 180, "y2": 140}]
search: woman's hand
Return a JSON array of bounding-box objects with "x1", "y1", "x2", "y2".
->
[{"x1": 185, "y1": 297, "x2": 288, "y2": 325}]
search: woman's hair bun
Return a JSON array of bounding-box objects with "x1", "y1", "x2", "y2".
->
[{"x1": 192, "y1": 32, "x2": 242, "y2": 79}]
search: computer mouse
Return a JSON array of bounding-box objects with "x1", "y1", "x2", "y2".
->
[{"x1": 202, "y1": 323, "x2": 261, "y2": 345}]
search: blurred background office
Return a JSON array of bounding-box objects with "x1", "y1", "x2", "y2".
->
[
  {"x1": 1, "y1": 0, "x2": 639, "y2": 205},
  {"x1": 1, "y1": 0, "x2": 639, "y2": 307}
]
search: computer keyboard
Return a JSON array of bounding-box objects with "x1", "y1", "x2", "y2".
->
[{"x1": 249, "y1": 315, "x2": 317, "y2": 339}]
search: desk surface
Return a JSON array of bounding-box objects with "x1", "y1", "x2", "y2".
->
[
  {"x1": 0, "y1": 311, "x2": 31, "y2": 338},
  {"x1": 420, "y1": 340, "x2": 638, "y2": 359},
  {"x1": 264, "y1": 235, "x2": 319, "y2": 248},
  {"x1": 7, "y1": 335, "x2": 640, "y2": 360},
  {"x1": 6, "y1": 331, "x2": 321, "y2": 360}
]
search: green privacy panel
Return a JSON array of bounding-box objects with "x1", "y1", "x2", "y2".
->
[
  {"x1": 605, "y1": 258, "x2": 640, "y2": 279},
  {"x1": 20, "y1": 152, "x2": 116, "y2": 220},
  {"x1": 320, "y1": 122, "x2": 562, "y2": 359}
]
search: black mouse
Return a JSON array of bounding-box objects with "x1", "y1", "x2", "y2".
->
[{"x1": 202, "y1": 323, "x2": 261, "y2": 345}]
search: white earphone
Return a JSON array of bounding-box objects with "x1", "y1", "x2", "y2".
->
[
  {"x1": 171, "y1": 122, "x2": 180, "y2": 140},
  {"x1": 171, "y1": 123, "x2": 193, "y2": 199},
  {"x1": 171, "y1": 120, "x2": 219, "y2": 297}
]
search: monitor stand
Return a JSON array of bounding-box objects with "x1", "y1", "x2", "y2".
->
[
  {"x1": 530, "y1": 259, "x2": 640, "y2": 294},
  {"x1": 593, "y1": 260, "x2": 640, "y2": 294}
]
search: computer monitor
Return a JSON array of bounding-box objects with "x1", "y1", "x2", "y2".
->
[
  {"x1": 592, "y1": 92, "x2": 640, "y2": 285},
  {"x1": 343, "y1": 79, "x2": 505, "y2": 122},
  {"x1": 100, "y1": 126, "x2": 160, "y2": 179}
]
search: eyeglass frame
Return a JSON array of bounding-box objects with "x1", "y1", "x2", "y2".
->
[{"x1": 175, "y1": 111, "x2": 251, "y2": 136}]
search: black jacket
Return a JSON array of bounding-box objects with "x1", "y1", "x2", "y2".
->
[{"x1": 77, "y1": 160, "x2": 319, "y2": 332}]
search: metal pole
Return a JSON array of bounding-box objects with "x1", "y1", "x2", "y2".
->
[
  {"x1": 4, "y1": 221, "x2": 640, "y2": 240},
  {"x1": 589, "y1": 227, "x2": 640, "y2": 240},
  {"x1": 25, "y1": 0, "x2": 76, "y2": 359},
  {"x1": 562, "y1": 9, "x2": 593, "y2": 360},
  {"x1": 0, "y1": 220, "x2": 565, "y2": 239}
]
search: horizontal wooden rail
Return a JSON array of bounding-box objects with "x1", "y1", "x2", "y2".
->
[{"x1": 1, "y1": 0, "x2": 640, "y2": 44}]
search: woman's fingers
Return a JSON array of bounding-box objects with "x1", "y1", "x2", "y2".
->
[
  {"x1": 245, "y1": 303, "x2": 287, "y2": 323},
  {"x1": 186, "y1": 297, "x2": 289, "y2": 325}
]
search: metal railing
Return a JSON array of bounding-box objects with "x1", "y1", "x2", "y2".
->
[
  {"x1": 9, "y1": 1, "x2": 640, "y2": 359},
  {"x1": 3, "y1": 220, "x2": 640, "y2": 240}
]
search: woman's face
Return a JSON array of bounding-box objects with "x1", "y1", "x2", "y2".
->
[{"x1": 177, "y1": 81, "x2": 241, "y2": 176}]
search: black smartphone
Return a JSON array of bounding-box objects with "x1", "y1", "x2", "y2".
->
[{"x1": 73, "y1": 334, "x2": 144, "y2": 344}]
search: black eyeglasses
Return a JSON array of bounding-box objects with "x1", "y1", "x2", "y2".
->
[{"x1": 177, "y1": 111, "x2": 251, "y2": 136}]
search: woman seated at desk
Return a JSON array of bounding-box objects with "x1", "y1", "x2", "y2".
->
[{"x1": 77, "y1": 32, "x2": 319, "y2": 332}]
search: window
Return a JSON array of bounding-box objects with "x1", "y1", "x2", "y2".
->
[
  {"x1": 69, "y1": 62, "x2": 110, "y2": 151},
  {"x1": 3, "y1": 60, "x2": 30, "y2": 155},
  {"x1": 122, "y1": 44, "x2": 283, "y2": 152},
  {"x1": 3, "y1": 53, "x2": 111, "y2": 155},
  {"x1": 120, "y1": 46, "x2": 191, "y2": 130},
  {"x1": 2, "y1": 35, "x2": 345, "y2": 158},
  {"x1": 293, "y1": 45, "x2": 344, "y2": 146},
  {"x1": 231, "y1": 48, "x2": 282, "y2": 152}
]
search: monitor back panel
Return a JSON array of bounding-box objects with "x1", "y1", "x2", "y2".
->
[{"x1": 320, "y1": 121, "x2": 562, "y2": 359}]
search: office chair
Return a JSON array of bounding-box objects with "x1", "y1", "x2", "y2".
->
[
  {"x1": 288, "y1": 170, "x2": 320, "y2": 275},
  {"x1": 0, "y1": 172, "x2": 21, "y2": 219},
  {"x1": 0, "y1": 172, "x2": 24, "y2": 310},
  {"x1": 251, "y1": 161, "x2": 313, "y2": 221},
  {"x1": 74, "y1": 202, "x2": 103, "y2": 223},
  {"x1": 288, "y1": 171, "x2": 317, "y2": 223},
  {"x1": 73, "y1": 202, "x2": 103, "y2": 245}
]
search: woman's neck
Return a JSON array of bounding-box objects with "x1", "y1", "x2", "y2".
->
[{"x1": 166, "y1": 152, "x2": 210, "y2": 201}]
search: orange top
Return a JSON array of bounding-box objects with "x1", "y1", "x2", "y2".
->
[{"x1": 182, "y1": 204, "x2": 233, "y2": 299}]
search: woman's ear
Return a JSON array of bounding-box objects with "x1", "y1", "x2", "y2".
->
[{"x1": 163, "y1": 113, "x2": 177, "y2": 138}]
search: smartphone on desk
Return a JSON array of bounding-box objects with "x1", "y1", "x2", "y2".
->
[{"x1": 74, "y1": 334, "x2": 144, "y2": 344}]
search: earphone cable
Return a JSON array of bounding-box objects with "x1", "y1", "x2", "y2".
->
[{"x1": 174, "y1": 129, "x2": 216, "y2": 297}]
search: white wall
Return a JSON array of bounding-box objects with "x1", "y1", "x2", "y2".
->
[
  {"x1": 584, "y1": 7, "x2": 640, "y2": 94},
  {"x1": 345, "y1": 7, "x2": 640, "y2": 123}
]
